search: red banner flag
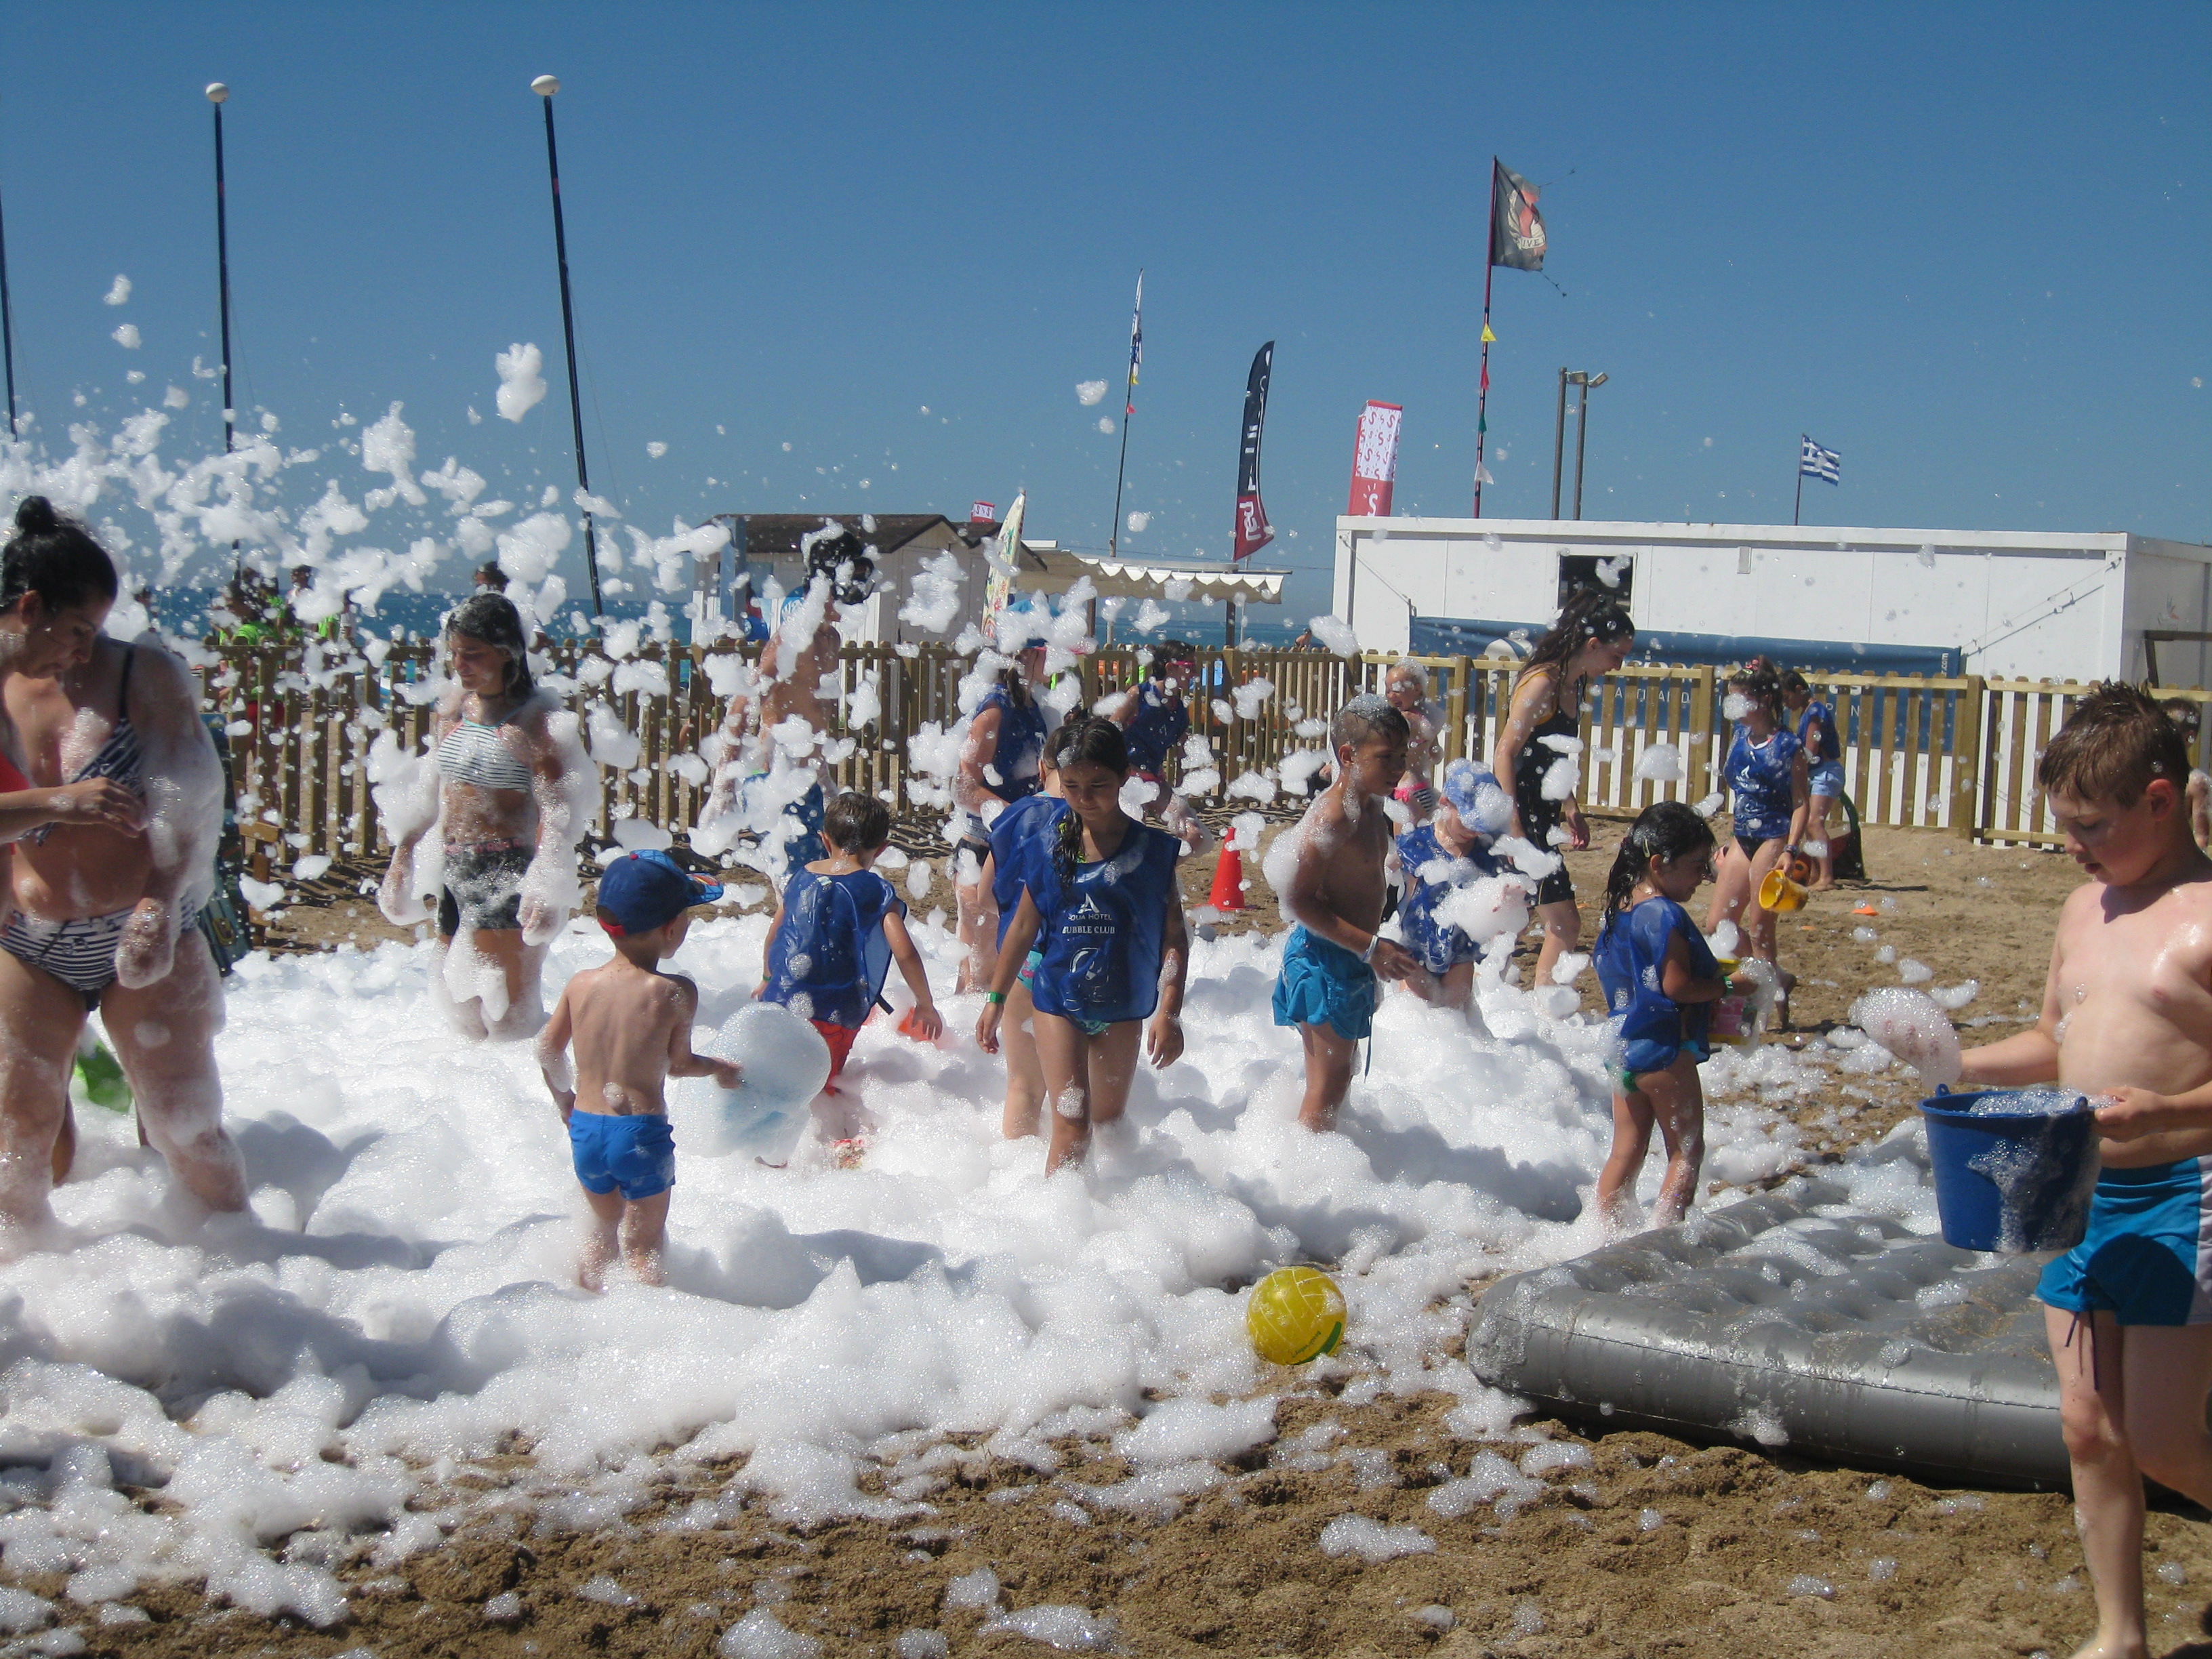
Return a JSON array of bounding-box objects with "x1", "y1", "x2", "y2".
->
[
  {"x1": 1348, "y1": 401, "x2": 1403, "y2": 517},
  {"x1": 1232, "y1": 342, "x2": 1275, "y2": 562}
]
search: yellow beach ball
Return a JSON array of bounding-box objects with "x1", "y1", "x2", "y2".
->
[{"x1": 1247, "y1": 1267, "x2": 1347, "y2": 1366}]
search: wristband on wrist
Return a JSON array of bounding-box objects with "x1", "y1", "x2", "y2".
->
[
  {"x1": 1360, "y1": 934, "x2": 1381, "y2": 964},
  {"x1": 984, "y1": 990, "x2": 1006, "y2": 1005}
]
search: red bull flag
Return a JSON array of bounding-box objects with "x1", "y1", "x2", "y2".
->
[
  {"x1": 1490, "y1": 159, "x2": 1547, "y2": 271},
  {"x1": 1232, "y1": 342, "x2": 1275, "y2": 562}
]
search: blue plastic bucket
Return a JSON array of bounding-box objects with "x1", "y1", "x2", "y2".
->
[{"x1": 1918, "y1": 1089, "x2": 2100, "y2": 1254}]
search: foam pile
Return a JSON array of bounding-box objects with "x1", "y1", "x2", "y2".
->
[{"x1": 0, "y1": 914, "x2": 1816, "y2": 1618}]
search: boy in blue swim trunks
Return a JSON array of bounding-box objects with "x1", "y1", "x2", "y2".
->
[
  {"x1": 1272, "y1": 694, "x2": 1418, "y2": 1130},
  {"x1": 1931, "y1": 686, "x2": 2212, "y2": 1656},
  {"x1": 538, "y1": 850, "x2": 737, "y2": 1291}
]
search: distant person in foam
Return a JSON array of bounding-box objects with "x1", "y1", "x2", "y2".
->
[
  {"x1": 538, "y1": 850, "x2": 737, "y2": 1290},
  {"x1": 977, "y1": 716, "x2": 1189, "y2": 1173},
  {"x1": 1109, "y1": 647, "x2": 1207, "y2": 851},
  {"x1": 1490, "y1": 590, "x2": 1635, "y2": 991},
  {"x1": 1383, "y1": 659, "x2": 1443, "y2": 821},
  {"x1": 1390, "y1": 758, "x2": 1506, "y2": 1012},
  {"x1": 1707, "y1": 658, "x2": 1810, "y2": 1019},
  {"x1": 704, "y1": 528, "x2": 876, "y2": 884},
  {"x1": 758, "y1": 789, "x2": 941, "y2": 1087},
  {"x1": 1930, "y1": 685, "x2": 2212, "y2": 1658},
  {"x1": 1271, "y1": 695, "x2": 1418, "y2": 1131},
  {"x1": 379, "y1": 593, "x2": 590, "y2": 1040},
  {"x1": 0, "y1": 495, "x2": 247, "y2": 1231},
  {"x1": 952, "y1": 640, "x2": 1049, "y2": 993}
]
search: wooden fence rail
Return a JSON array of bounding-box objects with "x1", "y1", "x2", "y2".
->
[{"x1": 192, "y1": 640, "x2": 2211, "y2": 867}]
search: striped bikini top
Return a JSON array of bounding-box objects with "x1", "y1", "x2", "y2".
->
[
  {"x1": 435, "y1": 712, "x2": 534, "y2": 792},
  {"x1": 28, "y1": 647, "x2": 142, "y2": 844}
]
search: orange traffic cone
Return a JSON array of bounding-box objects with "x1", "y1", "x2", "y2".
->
[{"x1": 1208, "y1": 842, "x2": 1247, "y2": 912}]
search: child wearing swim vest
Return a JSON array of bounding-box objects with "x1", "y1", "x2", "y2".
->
[
  {"x1": 1592, "y1": 800, "x2": 1753, "y2": 1231},
  {"x1": 977, "y1": 733, "x2": 1067, "y2": 1139},
  {"x1": 976, "y1": 717, "x2": 1189, "y2": 1173},
  {"x1": 759, "y1": 790, "x2": 942, "y2": 1084},
  {"x1": 537, "y1": 850, "x2": 735, "y2": 1291},
  {"x1": 1392, "y1": 758, "x2": 1509, "y2": 1011}
]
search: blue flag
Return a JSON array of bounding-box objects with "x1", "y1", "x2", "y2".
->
[{"x1": 1799, "y1": 435, "x2": 1841, "y2": 484}]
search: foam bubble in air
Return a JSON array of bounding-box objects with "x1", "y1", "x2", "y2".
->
[{"x1": 1848, "y1": 987, "x2": 1962, "y2": 1090}]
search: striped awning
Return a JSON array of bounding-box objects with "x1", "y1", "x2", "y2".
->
[{"x1": 1017, "y1": 546, "x2": 1288, "y2": 605}]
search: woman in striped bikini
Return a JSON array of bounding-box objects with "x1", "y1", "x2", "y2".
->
[
  {"x1": 379, "y1": 594, "x2": 591, "y2": 1040},
  {"x1": 0, "y1": 496, "x2": 247, "y2": 1235}
]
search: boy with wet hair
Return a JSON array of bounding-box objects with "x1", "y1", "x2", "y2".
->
[
  {"x1": 1914, "y1": 683, "x2": 2212, "y2": 1657},
  {"x1": 760, "y1": 788, "x2": 941, "y2": 1085},
  {"x1": 539, "y1": 851, "x2": 737, "y2": 1292},
  {"x1": 2158, "y1": 696, "x2": 2210, "y2": 853},
  {"x1": 1271, "y1": 693, "x2": 1418, "y2": 1130}
]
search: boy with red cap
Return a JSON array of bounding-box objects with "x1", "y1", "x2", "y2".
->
[{"x1": 537, "y1": 850, "x2": 737, "y2": 1291}]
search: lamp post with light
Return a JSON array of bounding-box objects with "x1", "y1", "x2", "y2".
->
[
  {"x1": 1549, "y1": 369, "x2": 1608, "y2": 520},
  {"x1": 531, "y1": 74, "x2": 603, "y2": 617}
]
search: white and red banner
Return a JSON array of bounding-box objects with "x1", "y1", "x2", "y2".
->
[{"x1": 1349, "y1": 401, "x2": 1403, "y2": 517}]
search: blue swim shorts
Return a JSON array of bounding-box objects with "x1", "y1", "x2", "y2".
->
[
  {"x1": 1272, "y1": 925, "x2": 1379, "y2": 1043},
  {"x1": 569, "y1": 1111, "x2": 677, "y2": 1202},
  {"x1": 1807, "y1": 760, "x2": 1845, "y2": 797},
  {"x1": 2036, "y1": 1158, "x2": 2212, "y2": 1327}
]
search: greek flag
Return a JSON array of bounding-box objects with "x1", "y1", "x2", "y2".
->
[{"x1": 1800, "y1": 435, "x2": 1841, "y2": 484}]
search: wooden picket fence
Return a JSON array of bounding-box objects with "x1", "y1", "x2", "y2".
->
[{"x1": 195, "y1": 638, "x2": 2211, "y2": 866}]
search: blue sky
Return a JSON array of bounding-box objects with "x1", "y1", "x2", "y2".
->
[{"x1": 2, "y1": 3, "x2": 2205, "y2": 630}]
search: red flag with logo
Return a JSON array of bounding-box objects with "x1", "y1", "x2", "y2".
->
[{"x1": 1348, "y1": 401, "x2": 1403, "y2": 517}]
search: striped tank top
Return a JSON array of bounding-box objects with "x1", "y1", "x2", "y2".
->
[{"x1": 435, "y1": 715, "x2": 533, "y2": 792}]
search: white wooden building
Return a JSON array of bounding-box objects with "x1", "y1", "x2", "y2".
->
[{"x1": 1332, "y1": 516, "x2": 2212, "y2": 685}]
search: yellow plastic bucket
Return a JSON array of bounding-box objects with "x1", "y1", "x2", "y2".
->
[{"x1": 1758, "y1": 866, "x2": 1809, "y2": 914}]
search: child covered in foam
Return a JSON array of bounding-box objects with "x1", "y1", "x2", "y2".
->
[
  {"x1": 1885, "y1": 686, "x2": 2212, "y2": 1658},
  {"x1": 537, "y1": 851, "x2": 738, "y2": 1290},
  {"x1": 1391, "y1": 757, "x2": 1508, "y2": 1010},
  {"x1": 758, "y1": 788, "x2": 941, "y2": 1087},
  {"x1": 1268, "y1": 694, "x2": 1419, "y2": 1130}
]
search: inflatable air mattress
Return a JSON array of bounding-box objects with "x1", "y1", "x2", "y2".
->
[{"x1": 1467, "y1": 1175, "x2": 2066, "y2": 1489}]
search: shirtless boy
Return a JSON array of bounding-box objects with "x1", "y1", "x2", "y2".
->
[
  {"x1": 537, "y1": 850, "x2": 737, "y2": 1290},
  {"x1": 1272, "y1": 694, "x2": 1419, "y2": 1130},
  {"x1": 1924, "y1": 686, "x2": 2212, "y2": 1659}
]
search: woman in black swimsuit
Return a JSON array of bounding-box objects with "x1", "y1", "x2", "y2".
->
[{"x1": 1490, "y1": 591, "x2": 1636, "y2": 994}]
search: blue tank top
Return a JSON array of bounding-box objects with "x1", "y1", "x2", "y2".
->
[
  {"x1": 1725, "y1": 726, "x2": 1802, "y2": 842},
  {"x1": 1123, "y1": 682, "x2": 1189, "y2": 776},
  {"x1": 1393, "y1": 823, "x2": 1500, "y2": 975},
  {"x1": 1027, "y1": 819, "x2": 1183, "y2": 1025},
  {"x1": 976, "y1": 686, "x2": 1048, "y2": 803},
  {"x1": 989, "y1": 792, "x2": 1067, "y2": 946},
  {"x1": 1797, "y1": 699, "x2": 1839, "y2": 765},
  {"x1": 762, "y1": 867, "x2": 904, "y2": 1029},
  {"x1": 1594, "y1": 895, "x2": 1718, "y2": 1059}
]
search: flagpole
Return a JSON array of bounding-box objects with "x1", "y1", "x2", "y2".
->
[
  {"x1": 0, "y1": 119, "x2": 16, "y2": 438},
  {"x1": 1108, "y1": 270, "x2": 1141, "y2": 560},
  {"x1": 1473, "y1": 161, "x2": 1498, "y2": 517},
  {"x1": 207, "y1": 83, "x2": 240, "y2": 573},
  {"x1": 533, "y1": 74, "x2": 603, "y2": 617},
  {"x1": 1794, "y1": 436, "x2": 1804, "y2": 527}
]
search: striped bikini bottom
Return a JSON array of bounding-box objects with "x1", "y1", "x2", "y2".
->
[{"x1": 2, "y1": 903, "x2": 203, "y2": 1009}]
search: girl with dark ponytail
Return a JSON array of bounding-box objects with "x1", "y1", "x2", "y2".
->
[
  {"x1": 1591, "y1": 800, "x2": 1746, "y2": 1231},
  {"x1": 1705, "y1": 657, "x2": 1810, "y2": 1010},
  {"x1": 975, "y1": 714, "x2": 1190, "y2": 1173}
]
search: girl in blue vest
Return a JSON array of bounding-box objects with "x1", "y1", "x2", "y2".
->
[
  {"x1": 977, "y1": 717, "x2": 1189, "y2": 1173},
  {"x1": 1782, "y1": 669, "x2": 1843, "y2": 890},
  {"x1": 1705, "y1": 659, "x2": 1809, "y2": 1010},
  {"x1": 1593, "y1": 801, "x2": 1750, "y2": 1229},
  {"x1": 978, "y1": 734, "x2": 1066, "y2": 1139},
  {"x1": 954, "y1": 645, "x2": 1049, "y2": 992}
]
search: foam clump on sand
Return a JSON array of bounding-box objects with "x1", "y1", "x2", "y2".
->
[{"x1": 1318, "y1": 1515, "x2": 1435, "y2": 1562}]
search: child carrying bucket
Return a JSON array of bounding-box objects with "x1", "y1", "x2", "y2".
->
[
  {"x1": 1705, "y1": 659, "x2": 1809, "y2": 1021},
  {"x1": 1884, "y1": 686, "x2": 2212, "y2": 1658},
  {"x1": 1592, "y1": 801, "x2": 1754, "y2": 1229}
]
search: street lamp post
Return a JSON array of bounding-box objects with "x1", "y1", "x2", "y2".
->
[
  {"x1": 1572, "y1": 371, "x2": 1607, "y2": 520},
  {"x1": 532, "y1": 74, "x2": 604, "y2": 617},
  {"x1": 1550, "y1": 369, "x2": 1570, "y2": 518}
]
